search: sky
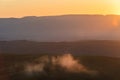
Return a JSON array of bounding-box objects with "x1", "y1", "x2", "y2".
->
[{"x1": 0, "y1": 0, "x2": 120, "y2": 18}]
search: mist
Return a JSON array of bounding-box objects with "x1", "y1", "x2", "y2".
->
[{"x1": 24, "y1": 54, "x2": 96, "y2": 76}]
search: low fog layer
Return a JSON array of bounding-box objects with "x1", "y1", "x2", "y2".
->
[
  {"x1": 24, "y1": 54, "x2": 96, "y2": 76},
  {"x1": 0, "y1": 15, "x2": 120, "y2": 41}
]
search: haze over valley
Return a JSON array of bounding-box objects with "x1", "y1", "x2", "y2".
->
[{"x1": 0, "y1": 15, "x2": 120, "y2": 41}]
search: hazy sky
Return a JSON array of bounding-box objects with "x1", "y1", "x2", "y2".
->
[{"x1": 0, "y1": 0, "x2": 120, "y2": 18}]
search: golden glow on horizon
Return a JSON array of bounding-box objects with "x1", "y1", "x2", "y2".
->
[
  {"x1": 0, "y1": 0, "x2": 120, "y2": 17},
  {"x1": 111, "y1": 0, "x2": 120, "y2": 15}
]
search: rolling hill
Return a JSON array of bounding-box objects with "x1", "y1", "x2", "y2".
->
[
  {"x1": 1, "y1": 54, "x2": 120, "y2": 80},
  {"x1": 0, "y1": 40, "x2": 120, "y2": 57}
]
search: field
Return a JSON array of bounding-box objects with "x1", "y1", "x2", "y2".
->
[
  {"x1": 0, "y1": 40, "x2": 120, "y2": 80},
  {"x1": 1, "y1": 54, "x2": 120, "y2": 80}
]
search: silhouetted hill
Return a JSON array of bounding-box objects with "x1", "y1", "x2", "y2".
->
[
  {"x1": 0, "y1": 15, "x2": 120, "y2": 41},
  {"x1": 1, "y1": 54, "x2": 120, "y2": 80},
  {"x1": 0, "y1": 40, "x2": 120, "y2": 57}
]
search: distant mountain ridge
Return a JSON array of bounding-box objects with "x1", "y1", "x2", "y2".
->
[{"x1": 0, "y1": 15, "x2": 120, "y2": 41}]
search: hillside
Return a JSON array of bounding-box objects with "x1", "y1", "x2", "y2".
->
[
  {"x1": 1, "y1": 54, "x2": 120, "y2": 80},
  {"x1": 0, "y1": 40, "x2": 120, "y2": 57}
]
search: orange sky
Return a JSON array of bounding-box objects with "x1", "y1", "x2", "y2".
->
[{"x1": 0, "y1": 0, "x2": 120, "y2": 18}]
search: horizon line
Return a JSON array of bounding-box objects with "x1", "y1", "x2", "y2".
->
[{"x1": 0, "y1": 14, "x2": 120, "y2": 18}]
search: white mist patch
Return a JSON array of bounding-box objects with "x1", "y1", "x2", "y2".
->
[
  {"x1": 24, "y1": 54, "x2": 96, "y2": 75},
  {"x1": 52, "y1": 54, "x2": 87, "y2": 72},
  {"x1": 24, "y1": 55, "x2": 49, "y2": 75},
  {"x1": 24, "y1": 63, "x2": 45, "y2": 75}
]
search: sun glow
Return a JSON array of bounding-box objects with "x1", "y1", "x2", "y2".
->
[
  {"x1": 0, "y1": 0, "x2": 120, "y2": 17},
  {"x1": 112, "y1": 17, "x2": 119, "y2": 27},
  {"x1": 111, "y1": 0, "x2": 120, "y2": 15}
]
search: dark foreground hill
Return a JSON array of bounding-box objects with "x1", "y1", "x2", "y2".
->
[
  {"x1": 0, "y1": 40, "x2": 120, "y2": 57},
  {"x1": 1, "y1": 54, "x2": 120, "y2": 80}
]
